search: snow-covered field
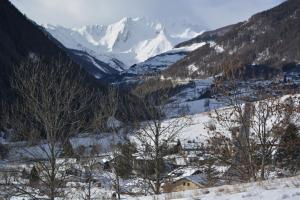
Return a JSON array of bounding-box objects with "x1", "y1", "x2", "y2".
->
[
  {"x1": 126, "y1": 176, "x2": 300, "y2": 200},
  {"x1": 6, "y1": 173, "x2": 300, "y2": 199}
]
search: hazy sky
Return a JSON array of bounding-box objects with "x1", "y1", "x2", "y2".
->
[{"x1": 10, "y1": 0, "x2": 285, "y2": 29}]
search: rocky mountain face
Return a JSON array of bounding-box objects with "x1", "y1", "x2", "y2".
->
[
  {"x1": 164, "y1": 0, "x2": 300, "y2": 79},
  {"x1": 45, "y1": 17, "x2": 204, "y2": 68}
]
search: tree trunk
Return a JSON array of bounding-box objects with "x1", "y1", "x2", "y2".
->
[{"x1": 154, "y1": 131, "x2": 160, "y2": 194}]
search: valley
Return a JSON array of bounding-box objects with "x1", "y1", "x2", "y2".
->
[{"x1": 1, "y1": 0, "x2": 300, "y2": 199}]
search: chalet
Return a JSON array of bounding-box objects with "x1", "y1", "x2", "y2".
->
[
  {"x1": 163, "y1": 140, "x2": 206, "y2": 166},
  {"x1": 163, "y1": 166, "x2": 208, "y2": 192},
  {"x1": 163, "y1": 174, "x2": 206, "y2": 193}
]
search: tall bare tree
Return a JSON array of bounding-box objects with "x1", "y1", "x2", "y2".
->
[
  {"x1": 92, "y1": 87, "x2": 124, "y2": 199},
  {"x1": 208, "y1": 75, "x2": 297, "y2": 182},
  {"x1": 131, "y1": 86, "x2": 191, "y2": 194},
  {"x1": 4, "y1": 57, "x2": 97, "y2": 199}
]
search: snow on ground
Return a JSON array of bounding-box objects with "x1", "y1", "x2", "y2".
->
[
  {"x1": 126, "y1": 175, "x2": 300, "y2": 200},
  {"x1": 3, "y1": 76, "x2": 300, "y2": 199},
  {"x1": 128, "y1": 53, "x2": 186, "y2": 75},
  {"x1": 187, "y1": 64, "x2": 198, "y2": 75},
  {"x1": 176, "y1": 112, "x2": 212, "y2": 142},
  {"x1": 128, "y1": 42, "x2": 206, "y2": 75},
  {"x1": 169, "y1": 42, "x2": 206, "y2": 54},
  {"x1": 6, "y1": 132, "x2": 124, "y2": 161},
  {"x1": 14, "y1": 175, "x2": 298, "y2": 200},
  {"x1": 166, "y1": 77, "x2": 224, "y2": 117}
]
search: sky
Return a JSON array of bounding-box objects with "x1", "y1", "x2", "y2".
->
[{"x1": 10, "y1": 0, "x2": 285, "y2": 29}]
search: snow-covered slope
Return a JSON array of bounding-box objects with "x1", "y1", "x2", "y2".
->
[
  {"x1": 126, "y1": 176, "x2": 300, "y2": 200},
  {"x1": 128, "y1": 42, "x2": 206, "y2": 75},
  {"x1": 45, "y1": 17, "x2": 204, "y2": 69},
  {"x1": 67, "y1": 49, "x2": 121, "y2": 79}
]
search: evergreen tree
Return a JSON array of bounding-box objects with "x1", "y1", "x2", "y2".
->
[
  {"x1": 63, "y1": 139, "x2": 74, "y2": 157},
  {"x1": 29, "y1": 166, "x2": 39, "y2": 186},
  {"x1": 21, "y1": 168, "x2": 30, "y2": 179},
  {"x1": 277, "y1": 123, "x2": 300, "y2": 173},
  {"x1": 0, "y1": 143, "x2": 8, "y2": 159},
  {"x1": 115, "y1": 142, "x2": 136, "y2": 179}
]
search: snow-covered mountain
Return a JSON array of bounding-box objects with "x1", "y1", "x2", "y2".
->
[
  {"x1": 44, "y1": 17, "x2": 204, "y2": 69},
  {"x1": 128, "y1": 42, "x2": 206, "y2": 75}
]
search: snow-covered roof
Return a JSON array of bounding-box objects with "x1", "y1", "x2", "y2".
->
[
  {"x1": 132, "y1": 152, "x2": 153, "y2": 161},
  {"x1": 182, "y1": 142, "x2": 202, "y2": 150},
  {"x1": 181, "y1": 174, "x2": 206, "y2": 186},
  {"x1": 168, "y1": 166, "x2": 202, "y2": 180}
]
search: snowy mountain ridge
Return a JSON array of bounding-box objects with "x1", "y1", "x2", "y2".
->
[
  {"x1": 44, "y1": 17, "x2": 204, "y2": 69},
  {"x1": 128, "y1": 41, "x2": 206, "y2": 75}
]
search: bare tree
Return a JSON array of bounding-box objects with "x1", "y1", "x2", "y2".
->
[
  {"x1": 131, "y1": 87, "x2": 191, "y2": 194},
  {"x1": 105, "y1": 89, "x2": 122, "y2": 200},
  {"x1": 4, "y1": 57, "x2": 97, "y2": 199},
  {"x1": 72, "y1": 144, "x2": 102, "y2": 200},
  {"x1": 92, "y1": 87, "x2": 124, "y2": 199},
  {"x1": 208, "y1": 75, "x2": 297, "y2": 182}
]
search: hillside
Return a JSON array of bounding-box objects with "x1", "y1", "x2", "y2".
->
[
  {"x1": 0, "y1": 0, "x2": 67, "y2": 101},
  {"x1": 165, "y1": 0, "x2": 300, "y2": 79},
  {"x1": 0, "y1": 0, "x2": 122, "y2": 105},
  {"x1": 128, "y1": 41, "x2": 206, "y2": 75}
]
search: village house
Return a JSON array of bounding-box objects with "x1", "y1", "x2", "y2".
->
[
  {"x1": 162, "y1": 174, "x2": 206, "y2": 193},
  {"x1": 162, "y1": 166, "x2": 206, "y2": 193},
  {"x1": 163, "y1": 140, "x2": 206, "y2": 166}
]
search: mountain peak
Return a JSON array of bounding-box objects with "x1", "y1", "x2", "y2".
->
[{"x1": 45, "y1": 17, "x2": 204, "y2": 67}]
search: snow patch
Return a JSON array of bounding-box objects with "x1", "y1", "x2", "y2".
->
[
  {"x1": 187, "y1": 63, "x2": 198, "y2": 75},
  {"x1": 215, "y1": 45, "x2": 224, "y2": 53}
]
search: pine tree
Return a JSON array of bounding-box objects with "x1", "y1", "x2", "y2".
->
[
  {"x1": 277, "y1": 123, "x2": 300, "y2": 173},
  {"x1": 29, "y1": 166, "x2": 39, "y2": 186},
  {"x1": 115, "y1": 142, "x2": 136, "y2": 179},
  {"x1": 63, "y1": 139, "x2": 74, "y2": 157},
  {"x1": 0, "y1": 143, "x2": 8, "y2": 159}
]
